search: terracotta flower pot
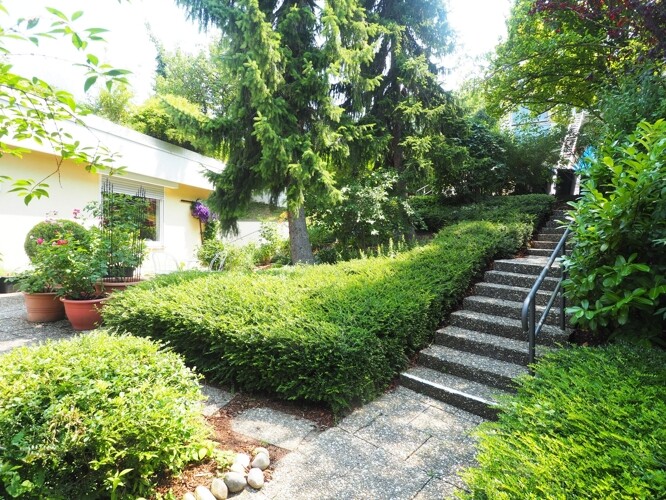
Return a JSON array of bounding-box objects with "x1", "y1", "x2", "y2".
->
[
  {"x1": 23, "y1": 292, "x2": 66, "y2": 323},
  {"x1": 60, "y1": 297, "x2": 106, "y2": 331}
]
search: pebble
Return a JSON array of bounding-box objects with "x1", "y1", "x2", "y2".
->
[
  {"x1": 223, "y1": 471, "x2": 247, "y2": 493},
  {"x1": 247, "y1": 468, "x2": 265, "y2": 489},
  {"x1": 229, "y1": 462, "x2": 246, "y2": 474},
  {"x1": 194, "y1": 485, "x2": 217, "y2": 500},
  {"x1": 234, "y1": 452, "x2": 251, "y2": 469},
  {"x1": 252, "y1": 446, "x2": 270, "y2": 457},
  {"x1": 251, "y1": 452, "x2": 270, "y2": 470},
  {"x1": 210, "y1": 477, "x2": 228, "y2": 500},
  {"x1": 183, "y1": 493, "x2": 196, "y2": 500}
]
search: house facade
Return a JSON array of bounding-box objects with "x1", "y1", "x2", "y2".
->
[{"x1": 0, "y1": 115, "x2": 223, "y2": 273}]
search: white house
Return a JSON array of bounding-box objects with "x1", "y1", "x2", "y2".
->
[{"x1": 0, "y1": 114, "x2": 224, "y2": 272}]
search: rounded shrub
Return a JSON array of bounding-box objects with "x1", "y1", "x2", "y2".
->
[
  {"x1": 0, "y1": 331, "x2": 211, "y2": 499},
  {"x1": 24, "y1": 219, "x2": 89, "y2": 261}
]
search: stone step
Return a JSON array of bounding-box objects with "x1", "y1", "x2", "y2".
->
[
  {"x1": 531, "y1": 240, "x2": 558, "y2": 250},
  {"x1": 434, "y1": 326, "x2": 553, "y2": 365},
  {"x1": 552, "y1": 210, "x2": 568, "y2": 218},
  {"x1": 484, "y1": 270, "x2": 560, "y2": 291},
  {"x1": 527, "y1": 248, "x2": 571, "y2": 257},
  {"x1": 400, "y1": 366, "x2": 507, "y2": 420},
  {"x1": 538, "y1": 232, "x2": 567, "y2": 242},
  {"x1": 463, "y1": 295, "x2": 562, "y2": 327},
  {"x1": 539, "y1": 226, "x2": 567, "y2": 235},
  {"x1": 450, "y1": 310, "x2": 568, "y2": 346},
  {"x1": 494, "y1": 257, "x2": 562, "y2": 277},
  {"x1": 544, "y1": 219, "x2": 569, "y2": 229},
  {"x1": 474, "y1": 282, "x2": 561, "y2": 307},
  {"x1": 418, "y1": 344, "x2": 527, "y2": 391}
]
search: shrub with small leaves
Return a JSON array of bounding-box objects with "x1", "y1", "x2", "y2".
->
[
  {"x1": 461, "y1": 344, "x2": 666, "y2": 499},
  {"x1": 24, "y1": 219, "x2": 89, "y2": 261},
  {"x1": 103, "y1": 216, "x2": 541, "y2": 412},
  {"x1": 0, "y1": 332, "x2": 212, "y2": 499}
]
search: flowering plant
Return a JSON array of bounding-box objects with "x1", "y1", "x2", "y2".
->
[{"x1": 190, "y1": 200, "x2": 211, "y2": 223}]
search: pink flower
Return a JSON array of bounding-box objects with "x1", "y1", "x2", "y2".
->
[
  {"x1": 36, "y1": 238, "x2": 44, "y2": 245},
  {"x1": 72, "y1": 208, "x2": 81, "y2": 219}
]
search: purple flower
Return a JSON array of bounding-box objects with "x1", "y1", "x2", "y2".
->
[{"x1": 191, "y1": 201, "x2": 211, "y2": 223}]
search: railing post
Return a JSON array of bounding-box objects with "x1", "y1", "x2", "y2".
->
[
  {"x1": 528, "y1": 301, "x2": 536, "y2": 366},
  {"x1": 560, "y1": 237, "x2": 567, "y2": 331}
]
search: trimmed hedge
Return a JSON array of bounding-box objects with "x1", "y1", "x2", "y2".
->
[
  {"x1": 0, "y1": 332, "x2": 211, "y2": 499},
  {"x1": 24, "y1": 219, "x2": 89, "y2": 261},
  {"x1": 461, "y1": 344, "x2": 666, "y2": 499},
  {"x1": 411, "y1": 194, "x2": 555, "y2": 233},
  {"x1": 104, "y1": 215, "x2": 539, "y2": 412}
]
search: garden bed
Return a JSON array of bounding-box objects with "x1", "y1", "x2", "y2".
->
[{"x1": 103, "y1": 195, "x2": 554, "y2": 412}]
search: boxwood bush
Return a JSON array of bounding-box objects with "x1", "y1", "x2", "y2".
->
[
  {"x1": 411, "y1": 194, "x2": 555, "y2": 233},
  {"x1": 461, "y1": 344, "x2": 666, "y2": 499},
  {"x1": 103, "y1": 211, "x2": 541, "y2": 412},
  {"x1": 0, "y1": 332, "x2": 211, "y2": 499}
]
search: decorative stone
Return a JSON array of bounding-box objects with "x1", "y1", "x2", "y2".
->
[
  {"x1": 252, "y1": 446, "x2": 270, "y2": 458},
  {"x1": 229, "y1": 462, "x2": 246, "y2": 474},
  {"x1": 210, "y1": 478, "x2": 228, "y2": 500},
  {"x1": 251, "y1": 452, "x2": 270, "y2": 470},
  {"x1": 183, "y1": 493, "x2": 196, "y2": 500},
  {"x1": 223, "y1": 471, "x2": 247, "y2": 493},
  {"x1": 233, "y1": 452, "x2": 251, "y2": 469},
  {"x1": 247, "y1": 468, "x2": 265, "y2": 490},
  {"x1": 194, "y1": 485, "x2": 217, "y2": 500}
]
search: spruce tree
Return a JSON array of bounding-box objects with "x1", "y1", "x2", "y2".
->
[{"x1": 175, "y1": 0, "x2": 375, "y2": 263}]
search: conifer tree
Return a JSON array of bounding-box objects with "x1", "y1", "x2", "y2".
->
[{"x1": 175, "y1": 0, "x2": 375, "y2": 263}]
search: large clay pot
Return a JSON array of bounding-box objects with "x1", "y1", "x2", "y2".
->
[
  {"x1": 60, "y1": 297, "x2": 106, "y2": 331},
  {"x1": 23, "y1": 292, "x2": 66, "y2": 322}
]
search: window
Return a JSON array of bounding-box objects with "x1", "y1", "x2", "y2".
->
[{"x1": 101, "y1": 176, "x2": 164, "y2": 243}]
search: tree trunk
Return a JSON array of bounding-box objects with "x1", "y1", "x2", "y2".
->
[{"x1": 288, "y1": 206, "x2": 315, "y2": 264}]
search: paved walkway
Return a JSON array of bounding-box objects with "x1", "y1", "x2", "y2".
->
[{"x1": 0, "y1": 292, "x2": 482, "y2": 499}]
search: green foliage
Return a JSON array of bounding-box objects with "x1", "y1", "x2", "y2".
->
[
  {"x1": 485, "y1": 0, "x2": 665, "y2": 130},
  {"x1": 103, "y1": 210, "x2": 542, "y2": 412},
  {"x1": 0, "y1": 332, "x2": 211, "y2": 499},
  {"x1": 461, "y1": 344, "x2": 666, "y2": 499},
  {"x1": 563, "y1": 120, "x2": 666, "y2": 343},
  {"x1": 411, "y1": 194, "x2": 555, "y2": 234},
  {"x1": 84, "y1": 85, "x2": 135, "y2": 124},
  {"x1": 309, "y1": 172, "x2": 418, "y2": 256},
  {"x1": 24, "y1": 219, "x2": 88, "y2": 261},
  {"x1": 0, "y1": 3, "x2": 129, "y2": 203},
  {"x1": 196, "y1": 238, "x2": 226, "y2": 268}
]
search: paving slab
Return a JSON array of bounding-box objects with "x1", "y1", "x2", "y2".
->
[
  {"x1": 338, "y1": 386, "x2": 430, "y2": 433},
  {"x1": 262, "y1": 428, "x2": 431, "y2": 500},
  {"x1": 406, "y1": 435, "x2": 478, "y2": 489},
  {"x1": 410, "y1": 406, "x2": 479, "y2": 442},
  {"x1": 201, "y1": 384, "x2": 234, "y2": 417},
  {"x1": 354, "y1": 418, "x2": 431, "y2": 460},
  {"x1": 232, "y1": 407, "x2": 317, "y2": 451},
  {"x1": 413, "y1": 477, "x2": 464, "y2": 500}
]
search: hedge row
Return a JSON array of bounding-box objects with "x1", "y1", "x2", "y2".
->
[
  {"x1": 103, "y1": 197, "x2": 552, "y2": 411},
  {"x1": 411, "y1": 193, "x2": 555, "y2": 232},
  {"x1": 461, "y1": 344, "x2": 666, "y2": 499},
  {"x1": 0, "y1": 332, "x2": 211, "y2": 499}
]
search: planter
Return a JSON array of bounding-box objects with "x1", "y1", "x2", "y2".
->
[
  {"x1": 23, "y1": 292, "x2": 66, "y2": 322},
  {"x1": 60, "y1": 297, "x2": 107, "y2": 331},
  {"x1": 0, "y1": 277, "x2": 16, "y2": 294}
]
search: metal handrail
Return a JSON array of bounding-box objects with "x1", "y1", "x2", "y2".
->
[{"x1": 521, "y1": 227, "x2": 571, "y2": 366}]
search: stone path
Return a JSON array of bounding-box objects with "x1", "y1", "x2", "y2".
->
[{"x1": 0, "y1": 292, "x2": 482, "y2": 499}]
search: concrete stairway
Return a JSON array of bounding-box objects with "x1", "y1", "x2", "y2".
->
[{"x1": 401, "y1": 210, "x2": 570, "y2": 419}]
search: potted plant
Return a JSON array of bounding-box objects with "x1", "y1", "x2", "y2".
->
[
  {"x1": 47, "y1": 229, "x2": 108, "y2": 330},
  {"x1": 0, "y1": 255, "x2": 17, "y2": 294},
  {"x1": 11, "y1": 256, "x2": 65, "y2": 323},
  {"x1": 85, "y1": 190, "x2": 148, "y2": 290}
]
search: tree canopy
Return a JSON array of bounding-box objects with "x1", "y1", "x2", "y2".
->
[
  {"x1": 174, "y1": 0, "x2": 377, "y2": 263},
  {"x1": 0, "y1": 1, "x2": 129, "y2": 204},
  {"x1": 484, "y1": 0, "x2": 666, "y2": 126}
]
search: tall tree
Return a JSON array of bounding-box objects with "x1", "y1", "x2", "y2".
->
[
  {"x1": 174, "y1": 0, "x2": 375, "y2": 263},
  {"x1": 343, "y1": 0, "x2": 463, "y2": 198},
  {"x1": 485, "y1": 0, "x2": 666, "y2": 122}
]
